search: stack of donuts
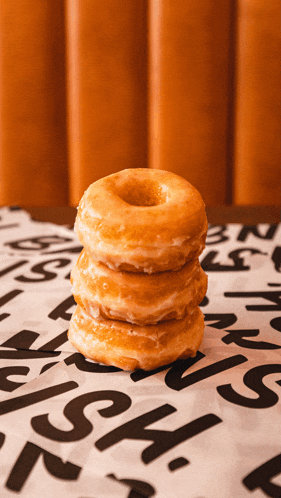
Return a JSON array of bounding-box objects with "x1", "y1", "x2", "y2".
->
[{"x1": 68, "y1": 168, "x2": 208, "y2": 371}]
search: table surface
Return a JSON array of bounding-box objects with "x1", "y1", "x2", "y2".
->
[
  {"x1": 22, "y1": 205, "x2": 280, "y2": 226},
  {"x1": 0, "y1": 205, "x2": 280, "y2": 497}
]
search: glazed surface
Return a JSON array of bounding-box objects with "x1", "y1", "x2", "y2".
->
[
  {"x1": 68, "y1": 305, "x2": 205, "y2": 371},
  {"x1": 75, "y1": 168, "x2": 208, "y2": 272},
  {"x1": 69, "y1": 168, "x2": 208, "y2": 370},
  {"x1": 71, "y1": 249, "x2": 208, "y2": 324}
]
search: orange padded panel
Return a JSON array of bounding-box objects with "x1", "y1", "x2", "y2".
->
[
  {"x1": 0, "y1": 0, "x2": 68, "y2": 206},
  {"x1": 66, "y1": 0, "x2": 148, "y2": 206},
  {"x1": 234, "y1": 0, "x2": 281, "y2": 205},
  {"x1": 149, "y1": 0, "x2": 233, "y2": 205}
]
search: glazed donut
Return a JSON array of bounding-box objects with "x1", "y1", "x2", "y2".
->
[
  {"x1": 71, "y1": 249, "x2": 208, "y2": 325},
  {"x1": 75, "y1": 168, "x2": 208, "y2": 273},
  {"x1": 68, "y1": 305, "x2": 205, "y2": 371}
]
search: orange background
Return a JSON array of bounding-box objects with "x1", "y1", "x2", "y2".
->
[{"x1": 0, "y1": 0, "x2": 280, "y2": 207}]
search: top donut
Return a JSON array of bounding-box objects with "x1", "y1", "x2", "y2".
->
[{"x1": 74, "y1": 168, "x2": 208, "y2": 273}]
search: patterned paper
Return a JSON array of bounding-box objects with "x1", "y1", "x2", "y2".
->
[{"x1": 0, "y1": 207, "x2": 280, "y2": 498}]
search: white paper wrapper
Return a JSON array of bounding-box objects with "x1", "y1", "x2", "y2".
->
[{"x1": 0, "y1": 207, "x2": 280, "y2": 498}]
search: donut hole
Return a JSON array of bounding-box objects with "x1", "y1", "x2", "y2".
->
[{"x1": 118, "y1": 180, "x2": 167, "y2": 207}]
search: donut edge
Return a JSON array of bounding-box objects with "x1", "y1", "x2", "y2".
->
[{"x1": 68, "y1": 305, "x2": 205, "y2": 371}]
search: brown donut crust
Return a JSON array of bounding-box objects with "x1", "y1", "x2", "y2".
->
[
  {"x1": 71, "y1": 249, "x2": 208, "y2": 325},
  {"x1": 74, "y1": 168, "x2": 208, "y2": 273},
  {"x1": 68, "y1": 305, "x2": 205, "y2": 371}
]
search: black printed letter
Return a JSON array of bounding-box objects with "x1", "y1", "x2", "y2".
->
[
  {"x1": 243, "y1": 453, "x2": 281, "y2": 498},
  {"x1": 217, "y1": 364, "x2": 281, "y2": 408},
  {"x1": 6, "y1": 441, "x2": 81, "y2": 492},
  {"x1": 31, "y1": 390, "x2": 131, "y2": 442},
  {"x1": 95, "y1": 404, "x2": 222, "y2": 464}
]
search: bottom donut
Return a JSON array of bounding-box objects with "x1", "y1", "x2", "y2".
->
[{"x1": 68, "y1": 305, "x2": 205, "y2": 371}]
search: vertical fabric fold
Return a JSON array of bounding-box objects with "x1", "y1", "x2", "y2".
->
[
  {"x1": 234, "y1": 0, "x2": 281, "y2": 205},
  {"x1": 0, "y1": 0, "x2": 68, "y2": 206},
  {"x1": 65, "y1": 0, "x2": 149, "y2": 206},
  {"x1": 148, "y1": 0, "x2": 234, "y2": 205}
]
